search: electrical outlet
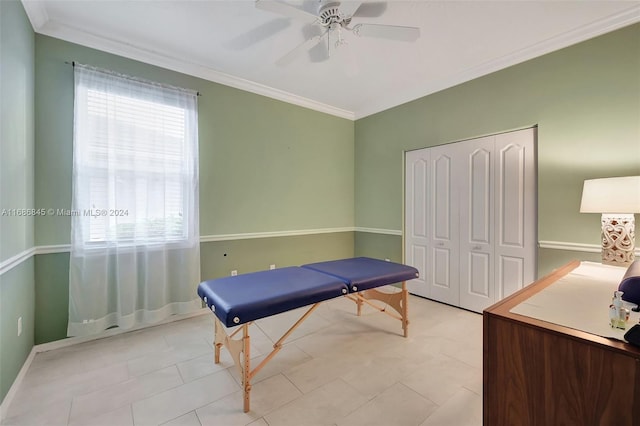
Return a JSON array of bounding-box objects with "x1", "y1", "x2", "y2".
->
[
  {"x1": 17, "y1": 317, "x2": 22, "y2": 337},
  {"x1": 231, "y1": 270, "x2": 237, "y2": 276},
  {"x1": 270, "y1": 264, "x2": 276, "y2": 270}
]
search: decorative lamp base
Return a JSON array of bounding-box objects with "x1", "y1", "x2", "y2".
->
[{"x1": 601, "y1": 214, "x2": 635, "y2": 265}]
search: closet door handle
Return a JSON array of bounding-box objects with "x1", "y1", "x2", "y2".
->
[{"x1": 437, "y1": 242, "x2": 444, "y2": 246}]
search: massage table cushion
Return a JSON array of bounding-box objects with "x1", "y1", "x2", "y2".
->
[
  {"x1": 302, "y1": 257, "x2": 419, "y2": 292},
  {"x1": 198, "y1": 266, "x2": 349, "y2": 327}
]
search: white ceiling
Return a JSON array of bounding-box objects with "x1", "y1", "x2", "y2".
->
[{"x1": 22, "y1": 0, "x2": 640, "y2": 119}]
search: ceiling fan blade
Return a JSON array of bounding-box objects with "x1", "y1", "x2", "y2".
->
[
  {"x1": 339, "y1": 1, "x2": 363, "y2": 18},
  {"x1": 225, "y1": 18, "x2": 290, "y2": 50},
  {"x1": 255, "y1": 0, "x2": 317, "y2": 22},
  {"x1": 302, "y1": 22, "x2": 324, "y2": 40},
  {"x1": 276, "y1": 30, "x2": 327, "y2": 67},
  {"x1": 308, "y1": 38, "x2": 330, "y2": 63},
  {"x1": 352, "y1": 23, "x2": 420, "y2": 42},
  {"x1": 351, "y1": 2, "x2": 387, "y2": 18}
]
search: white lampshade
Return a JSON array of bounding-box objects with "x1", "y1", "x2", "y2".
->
[{"x1": 580, "y1": 176, "x2": 640, "y2": 214}]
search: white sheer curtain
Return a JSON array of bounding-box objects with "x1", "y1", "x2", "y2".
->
[{"x1": 68, "y1": 64, "x2": 201, "y2": 337}]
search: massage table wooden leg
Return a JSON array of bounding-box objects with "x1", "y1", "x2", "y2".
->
[
  {"x1": 242, "y1": 324, "x2": 250, "y2": 412},
  {"x1": 350, "y1": 281, "x2": 410, "y2": 337},
  {"x1": 401, "y1": 281, "x2": 409, "y2": 338},
  {"x1": 214, "y1": 318, "x2": 222, "y2": 363},
  {"x1": 212, "y1": 317, "x2": 252, "y2": 411},
  {"x1": 210, "y1": 303, "x2": 321, "y2": 412}
]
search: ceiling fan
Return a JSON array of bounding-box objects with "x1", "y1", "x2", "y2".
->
[{"x1": 254, "y1": 0, "x2": 421, "y2": 66}]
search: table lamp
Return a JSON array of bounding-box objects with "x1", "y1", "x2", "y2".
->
[{"x1": 580, "y1": 176, "x2": 640, "y2": 265}]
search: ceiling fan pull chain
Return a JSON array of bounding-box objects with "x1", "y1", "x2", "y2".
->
[
  {"x1": 261, "y1": 1, "x2": 420, "y2": 66},
  {"x1": 335, "y1": 25, "x2": 347, "y2": 49}
]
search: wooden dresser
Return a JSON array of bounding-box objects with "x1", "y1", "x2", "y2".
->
[{"x1": 483, "y1": 261, "x2": 640, "y2": 425}]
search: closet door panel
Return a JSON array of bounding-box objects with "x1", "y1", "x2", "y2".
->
[
  {"x1": 459, "y1": 137, "x2": 495, "y2": 312},
  {"x1": 468, "y1": 251, "x2": 491, "y2": 297},
  {"x1": 433, "y1": 248, "x2": 451, "y2": 287},
  {"x1": 428, "y1": 146, "x2": 459, "y2": 305},
  {"x1": 433, "y1": 155, "x2": 452, "y2": 240},
  {"x1": 470, "y1": 148, "x2": 492, "y2": 244},
  {"x1": 499, "y1": 144, "x2": 525, "y2": 247},
  {"x1": 499, "y1": 255, "x2": 525, "y2": 298},
  {"x1": 404, "y1": 149, "x2": 430, "y2": 298},
  {"x1": 494, "y1": 129, "x2": 536, "y2": 300}
]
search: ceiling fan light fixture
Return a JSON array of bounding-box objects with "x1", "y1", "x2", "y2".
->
[
  {"x1": 318, "y1": 2, "x2": 351, "y2": 27},
  {"x1": 255, "y1": 0, "x2": 420, "y2": 66}
]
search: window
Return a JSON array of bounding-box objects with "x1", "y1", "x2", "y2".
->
[
  {"x1": 72, "y1": 64, "x2": 199, "y2": 246},
  {"x1": 68, "y1": 64, "x2": 201, "y2": 337}
]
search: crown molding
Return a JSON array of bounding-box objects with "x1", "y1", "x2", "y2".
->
[
  {"x1": 355, "y1": 4, "x2": 640, "y2": 119},
  {"x1": 21, "y1": 0, "x2": 49, "y2": 30},
  {"x1": 23, "y1": 8, "x2": 354, "y2": 120},
  {"x1": 18, "y1": 2, "x2": 640, "y2": 121}
]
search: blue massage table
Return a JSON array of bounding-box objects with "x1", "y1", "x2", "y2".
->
[{"x1": 197, "y1": 257, "x2": 419, "y2": 412}]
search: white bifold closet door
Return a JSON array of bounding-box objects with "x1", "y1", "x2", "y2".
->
[
  {"x1": 405, "y1": 149, "x2": 430, "y2": 298},
  {"x1": 404, "y1": 128, "x2": 536, "y2": 312},
  {"x1": 458, "y1": 135, "x2": 494, "y2": 313}
]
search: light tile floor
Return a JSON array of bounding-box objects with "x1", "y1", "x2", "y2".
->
[{"x1": 2, "y1": 293, "x2": 483, "y2": 426}]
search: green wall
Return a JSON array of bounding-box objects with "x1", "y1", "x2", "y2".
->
[
  {"x1": 35, "y1": 35, "x2": 355, "y2": 244},
  {"x1": 200, "y1": 233, "x2": 355, "y2": 280},
  {"x1": 1, "y1": 0, "x2": 35, "y2": 260},
  {"x1": 0, "y1": 260, "x2": 35, "y2": 406},
  {"x1": 32, "y1": 35, "x2": 355, "y2": 344},
  {"x1": 354, "y1": 232, "x2": 403, "y2": 263},
  {"x1": 33, "y1": 253, "x2": 69, "y2": 345},
  {"x1": 3, "y1": 2, "x2": 639, "y2": 408},
  {"x1": 0, "y1": 0, "x2": 36, "y2": 406},
  {"x1": 354, "y1": 23, "x2": 640, "y2": 274}
]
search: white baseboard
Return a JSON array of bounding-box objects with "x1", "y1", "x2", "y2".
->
[
  {"x1": 0, "y1": 308, "x2": 210, "y2": 421},
  {"x1": 35, "y1": 307, "x2": 210, "y2": 353},
  {"x1": 0, "y1": 347, "x2": 36, "y2": 421}
]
